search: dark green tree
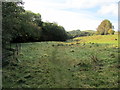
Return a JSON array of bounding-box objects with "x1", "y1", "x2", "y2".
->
[
  {"x1": 2, "y1": 2, "x2": 25, "y2": 66},
  {"x1": 12, "y1": 10, "x2": 42, "y2": 42},
  {"x1": 2, "y1": 2, "x2": 24, "y2": 46},
  {"x1": 41, "y1": 22, "x2": 68, "y2": 41}
]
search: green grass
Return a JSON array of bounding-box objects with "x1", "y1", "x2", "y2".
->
[
  {"x1": 73, "y1": 34, "x2": 118, "y2": 45},
  {"x1": 2, "y1": 35, "x2": 119, "y2": 88}
]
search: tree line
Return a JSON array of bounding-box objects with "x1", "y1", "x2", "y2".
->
[
  {"x1": 2, "y1": 2, "x2": 68, "y2": 48},
  {"x1": 2, "y1": 1, "x2": 116, "y2": 66},
  {"x1": 67, "y1": 30, "x2": 95, "y2": 39},
  {"x1": 2, "y1": 2, "x2": 115, "y2": 47},
  {"x1": 2, "y1": 2, "x2": 69, "y2": 66}
]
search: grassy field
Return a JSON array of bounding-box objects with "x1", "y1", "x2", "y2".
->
[
  {"x1": 73, "y1": 34, "x2": 118, "y2": 44},
  {"x1": 3, "y1": 35, "x2": 119, "y2": 88}
]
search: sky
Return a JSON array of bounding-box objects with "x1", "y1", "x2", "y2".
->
[{"x1": 22, "y1": 0, "x2": 118, "y2": 31}]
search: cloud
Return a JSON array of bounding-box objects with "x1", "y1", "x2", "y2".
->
[
  {"x1": 23, "y1": 0, "x2": 118, "y2": 31},
  {"x1": 97, "y1": 3, "x2": 118, "y2": 16},
  {"x1": 39, "y1": 9, "x2": 101, "y2": 30},
  {"x1": 65, "y1": 0, "x2": 118, "y2": 9},
  {"x1": 23, "y1": 0, "x2": 119, "y2": 10}
]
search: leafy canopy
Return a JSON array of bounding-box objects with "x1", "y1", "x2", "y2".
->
[{"x1": 96, "y1": 19, "x2": 114, "y2": 35}]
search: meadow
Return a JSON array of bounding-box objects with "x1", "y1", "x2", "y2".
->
[{"x1": 3, "y1": 35, "x2": 119, "y2": 88}]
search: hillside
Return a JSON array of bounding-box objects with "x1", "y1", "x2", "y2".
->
[
  {"x1": 73, "y1": 34, "x2": 118, "y2": 45},
  {"x1": 82, "y1": 30, "x2": 96, "y2": 33},
  {"x1": 67, "y1": 30, "x2": 95, "y2": 38}
]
